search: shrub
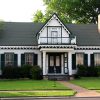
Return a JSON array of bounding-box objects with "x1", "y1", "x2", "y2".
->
[
  {"x1": 20, "y1": 64, "x2": 32, "y2": 78},
  {"x1": 30, "y1": 66, "x2": 43, "y2": 80},
  {"x1": 77, "y1": 65, "x2": 87, "y2": 77},
  {"x1": 2, "y1": 66, "x2": 20, "y2": 79},
  {"x1": 96, "y1": 66, "x2": 100, "y2": 77},
  {"x1": 77, "y1": 65, "x2": 98, "y2": 77},
  {"x1": 87, "y1": 67, "x2": 98, "y2": 77}
]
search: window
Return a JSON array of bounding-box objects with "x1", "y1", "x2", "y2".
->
[
  {"x1": 50, "y1": 56, "x2": 54, "y2": 66},
  {"x1": 76, "y1": 53, "x2": 84, "y2": 66},
  {"x1": 5, "y1": 53, "x2": 14, "y2": 66},
  {"x1": 48, "y1": 27, "x2": 61, "y2": 44},
  {"x1": 25, "y1": 53, "x2": 33, "y2": 66},
  {"x1": 94, "y1": 53, "x2": 100, "y2": 66},
  {"x1": 56, "y1": 56, "x2": 60, "y2": 66}
]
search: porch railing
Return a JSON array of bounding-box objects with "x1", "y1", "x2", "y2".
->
[{"x1": 38, "y1": 37, "x2": 76, "y2": 45}]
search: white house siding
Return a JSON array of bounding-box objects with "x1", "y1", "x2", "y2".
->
[
  {"x1": 39, "y1": 28, "x2": 47, "y2": 44},
  {"x1": 47, "y1": 18, "x2": 61, "y2": 26},
  {"x1": 0, "y1": 48, "x2": 42, "y2": 75}
]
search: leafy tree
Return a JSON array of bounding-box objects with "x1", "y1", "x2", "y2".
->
[
  {"x1": 33, "y1": 10, "x2": 46, "y2": 23},
  {"x1": 33, "y1": 0, "x2": 100, "y2": 24}
]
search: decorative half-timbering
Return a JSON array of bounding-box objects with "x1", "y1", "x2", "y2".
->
[{"x1": 38, "y1": 14, "x2": 76, "y2": 47}]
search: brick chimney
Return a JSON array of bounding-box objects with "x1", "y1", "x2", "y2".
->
[{"x1": 98, "y1": 14, "x2": 100, "y2": 33}]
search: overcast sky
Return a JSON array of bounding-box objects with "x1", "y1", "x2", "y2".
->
[{"x1": 0, "y1": 0, "x2": 46, "y2": 22}]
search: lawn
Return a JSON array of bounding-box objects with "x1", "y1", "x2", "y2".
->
[
  {"x1": 0, "y1": 80, "x2": 75, "y2": 97},
  {"x1": 0, "y1": 91, "x2": 75, "y2": 97},
  {"x1": 70, "y1": 77, "x2": 100, "y2": 90},
  {"x1": 0, "y1": 80, "x2": 69, "y2": 90}
]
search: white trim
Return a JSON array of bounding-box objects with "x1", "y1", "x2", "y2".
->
[
  {"x1": 43, "y1": 51, "x2": 46, "y2": 75},
  {"x1": 68, "y1": 52, "x2": 72, "y2": 75},
  {"x1": 18, "y1": 53, "x2": 21, "y2": 67},
  {"x1": 38, "y1": 45, "x2": 77, "y2": 48},
  {"x1": 40, "y1": 48, "x2": 74, "y2": 52},
  {"x1": 88, "y1": 53, "x2": 91, "y2": 66},
  {"x1": 0, "y1": 46, "x2": 38, "y2": 49},
  {"x1": 76, "y1": 46, "x2": 100, "y2": 49}
]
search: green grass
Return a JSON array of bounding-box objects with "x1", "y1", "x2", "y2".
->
[
  {"x1": 0, "y1": 80, "x2": 69, "y2": 90},
  {"x1": 0, "y1": 91, "x2": 75, "y2": 97},
  {"x1": 70, "y1": 77, "x2": 100, "y2": 90}
]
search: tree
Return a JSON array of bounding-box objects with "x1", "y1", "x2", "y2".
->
[
  {"x1": 32, "y1": 10, "x2": 46, "y2": 23},
  {"x1": 33, "y1": 0, "x2": 100, "y2": 24}
]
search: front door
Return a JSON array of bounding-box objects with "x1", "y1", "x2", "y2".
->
[{"x1": 48, "y1": 53, "x2": 61, "y2": 73}]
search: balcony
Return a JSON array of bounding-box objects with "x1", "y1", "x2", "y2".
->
[{"x1": 38, "y1": 37, "x2": 76, "y2": 45}]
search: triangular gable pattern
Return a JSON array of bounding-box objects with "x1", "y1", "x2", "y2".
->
[{"x1": 38, "y1": 13, "x2": 71, "y2": 35}]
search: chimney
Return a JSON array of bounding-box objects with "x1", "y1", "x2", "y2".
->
[{"x1": 98, "y1": 14, "x2": 100, "y2": 33}]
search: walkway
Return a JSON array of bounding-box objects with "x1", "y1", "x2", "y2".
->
[{"x1": 59, "y1": 81, "x2": 100, "y2": 97}]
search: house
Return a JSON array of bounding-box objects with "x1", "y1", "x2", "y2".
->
[{"x1": 0, "y1": 13, "x2": 100, "y2": 80}]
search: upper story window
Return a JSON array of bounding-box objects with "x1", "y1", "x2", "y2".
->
[
  {"x1": 48, "y1": 27, "x2": 61, "y2": 44},
  {"x1": 48, "y1": 27, "x2": 61, "y2": 37},
  {"x1": 5, "y1": 53, "x2": 14, "y2": 67}
]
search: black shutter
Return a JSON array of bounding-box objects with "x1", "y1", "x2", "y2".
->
[
  {"x1": 21, "y1": 54, "x2": 25, "y2": 66},
  {"x1": 1, "y1": 54, "x2": 5, "y2": 69},
  {"x1": 72, "y1": 54, "x2": 76, "y2": 70},
  {"x1": 84, "y1": 54, "x2": 88, "y2": 66},
  {"x1": 34, "y1": 54, "x2": 38, "y2": 66},
  {"x1": 14, "y1": 54, "x2": 18, "y2": 67},
  {"x1": 91, "y1": 54, "x2": 94, "y2": 67}
]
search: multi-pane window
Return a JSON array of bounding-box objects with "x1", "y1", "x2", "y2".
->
[
  {"x1": 25, "y1": 53, "x2": 33, "y2": 66},
  {"x1": 94, "y1": 53, "x2": 100, "y2": 66},
  {"x1": 5, "y1": 53, "x2": 14, "y2": 66},
  {"x1": 48, "y1": 27, "x2": 61, "y2": 44},
  {"x1": 76, "y1": 53, "x2": 84, "y2": 66}
]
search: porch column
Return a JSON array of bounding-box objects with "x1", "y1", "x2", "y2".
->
[
  {"x1": 88, "y1": 53, "x2": 91, "y2": 67},
  {"x1": 43, "y1": 51, "x2": 46, "y2": 75},
  {"x1": 18, "y1": 53, "x2": 21, "y2": 67},
  {"x1": 68, "y1": 52, "x2": 72, "y2": 76}
]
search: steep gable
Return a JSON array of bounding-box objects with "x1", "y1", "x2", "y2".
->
[
  {"x1": 38, "y1": 14, "x2": 71, "y2": 37},
  {"x1": 38, "y1": 14, "x2": 76, "y2": 45}
]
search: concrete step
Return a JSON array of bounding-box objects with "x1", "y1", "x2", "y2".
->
[{"x1": 47, "y1": 75, "x2": 69, "y2": 81}]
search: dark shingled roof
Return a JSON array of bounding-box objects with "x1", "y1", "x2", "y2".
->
[
  {"x1": 66, "y1": 24, "x2": 100, "y2": 46},
  {"x1": 0, "y1": 22, "x2": 43, "y2": 46},
  {"x1": 0, "y1": 22, "x2": 100, "y2": 46}
]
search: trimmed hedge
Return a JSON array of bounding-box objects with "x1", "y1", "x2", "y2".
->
[
  {"x1": 30, "y1": 66, "x2": 43, "y2": 80},
  {"x1": 2, "y1": 66, "x2": 20, "y2": 79},
  {"x1": 20, "y1": 65, "x2": 32, "y2": 78},
  {"x1": 77, "y1": 65, "x2": 100, "y2": 77},
  {"x1": 2, "y1": 65, "x2": 43, "y2": 79}
]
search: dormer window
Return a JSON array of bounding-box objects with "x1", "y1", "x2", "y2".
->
[
  {"x1": 48, "y1": 27, "x2": 61, "y2": 37},
  {"x1": 48, "y1": 27, "x2": 61, "y2": 44}
]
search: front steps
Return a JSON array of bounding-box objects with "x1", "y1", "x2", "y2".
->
[{"x1": 44, "y1": 75, "x2": 69, "y2": 81}]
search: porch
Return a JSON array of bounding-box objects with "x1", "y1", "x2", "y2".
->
[{"x1": 41, "y1": 48, "x2": 73, "y2": 80}]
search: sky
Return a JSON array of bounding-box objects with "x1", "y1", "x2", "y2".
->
[{"x1": 0, "y1": 0, "x2": 46, "y2": 22}]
